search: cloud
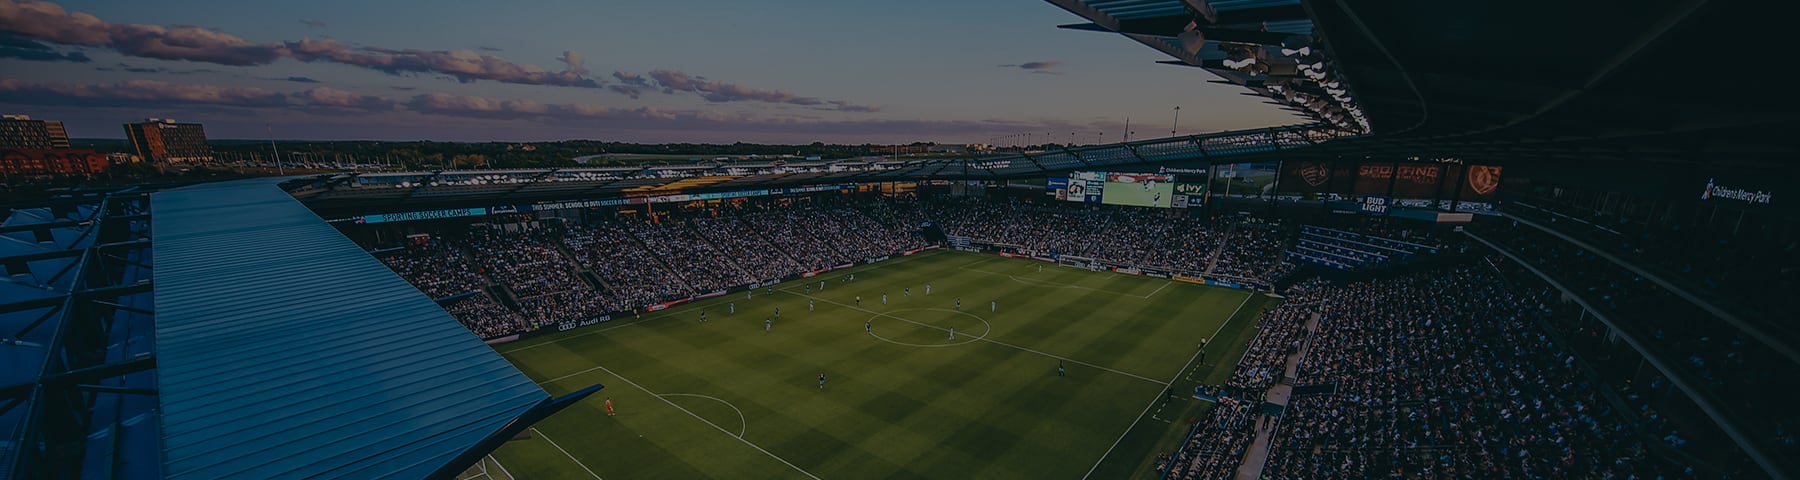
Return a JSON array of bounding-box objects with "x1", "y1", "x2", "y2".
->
[
  {"x1": 0, "y1": 0, "x2": 884, "y2": 111},
  {"x1": 0, "y1": 33, "x2": 86, "y2": 61},
  {"x1": 0, "y1": 0, "x2": 596, "y2": 86},
  {"x1": 0, "y1": 78, "x2": 399, "y2": 113},
  {"x1": 283, "y1": 37, "x2": 601, "y2": 88},
  {"x1": 611, "y1": 70, "x2": 648, "y2": 86},
  {"x1": 645, "y1": 69, "x2": 879, "y2": 112},
  {"x1": 280, "y1": 76, "x2": 320, "y2": 83},
  {"x1": 475, "y1": 45, "x2": 501, "y2": 52},
  {"x1": 557, "y1": 50, "x2": 585, "y2": 75},
  {"x1": 1000, "y1": 61, "x2": 1062, "y2": 74},
  {"x1": 388, "y1": 86, "x2": 416, "y2": 91},
  {"x1": 298, "y1": 19, "x2": 324, "y2": 28},
  {"x1": 292, "y1": 86, "x2": 397, "y2": 110},
  {"x1": 0, "y1": 79, "x2": 1000, "y2": 142},
  {"x1": 0, "y1": 78, "x2": 286, "y2": 107},
  {"x1": 607, "y1": 85, "x2": 641, "y2": 99}
]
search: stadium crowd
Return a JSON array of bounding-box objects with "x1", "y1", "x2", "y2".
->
[
  {"x1": 1260, "y1": 266, "x2": 1690, "y2": 478},
  {"x1": 376, "y1": 242, "x2": 488, "y2": 299},
  {"x1": 1475, "y1": 221, "x2": 1800, "y2": 457},
  {"x1": 366, "y1": 198, "x2": 1440, "y2": 348}
]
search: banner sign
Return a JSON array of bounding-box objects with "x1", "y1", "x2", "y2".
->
[
  {"x1": 1701, "y1": 178, "x2": 1775, "y2": 205},
  {"x1": 555, "y1": 314, "x2": 612, "y2": 332},
  {"x1": 354, "y1": 207, "x2": 487, "y2": 224},
  {"x1": 1391, "y1": 164, "x2": 1442, "y2": 198},
  {"x1": 1359, "y1": 195, "x2": 1391, "y2": 216}
]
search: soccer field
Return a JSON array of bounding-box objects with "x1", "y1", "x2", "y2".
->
[{"x1": 486, "y1": 250, "x2": 1275, "y2": 479}]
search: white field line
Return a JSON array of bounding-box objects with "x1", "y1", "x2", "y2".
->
[
  {"x1": 1080, "y1": 292, "x2": 1256, "y2": 480},
  {"x1": 488, "y1": 455, "x2": 515, "y2": 480},
  {"x1": 782, "y1": 288, "x2": 1163, "y2": 385},
  {"x1": 544, "y1": 365, "x2": 606, "y2": 384},
  {"x1": 594, "y1": 364, "x2": 823, "y2": 480},
  {"x1": 530, "y1": 427, "x2": 604, "y2": 480},
  {"x1": 659, "y1": 393, "x2": 749, "y2": 438},
  {"x1": 1145, "y1": 281, "x2": 1173, "y2": 299}
]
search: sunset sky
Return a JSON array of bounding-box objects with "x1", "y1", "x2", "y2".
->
[{"x1": 0, "y1": 0, "x2": 1299, "y2": 143}]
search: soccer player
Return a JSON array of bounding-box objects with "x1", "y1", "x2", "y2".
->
[
  {"x1": 767, "y1": 286, "x2": 774, "y2": 295},
  {"x1": 991, "y1": 300, "x2": 996, "y2": 312},
  {"x1": 949, "y1": 327, "x2": 955, "y2": 340},
  {"x1": 926, "y1": 283, "x2": 932, "y2": 295},
  {"x1": 765, "y1": 318, "x2": 772, "y2": 332},
  {"x1": 775, "y1": 307, "x2": 781, "y2": 319},
  {"x1": 700, "y1": 310, "x2": 707, "y2": 322},
  {"x1": 819, "y1": 280, "x2": 825, "y2": 290},
  {"x1": 1057, "y1": 361, "x2": 1066, "y2": 377},
  {"x1": 865, "y1": 319, "x2": 872, "y2": 333},
  {"x1": 805, "y1": 285, "x2": 811, "y2": 294},
  {"x1": 818, "y1": 372, "x2": 826, "y2": 389},
  {"x1": 605, "y1": 397, "x2": 616, "y2": 416},
  {"x1": 747, "y1": 290, "x2": 753, "y2": 300},
  {"x1": 809, "y1": 299, "x2": 815, "y2": 311},
  {"x1": 904, "y1": 287, "x2": 910, "y2": 297},
  {"x1": 955, "y1": 297, "x2": 961, "y2": 310},
  {"x1": 1152, "y1": 192, "x2": 1162, "y2": 207},
  {"x1": 882, "y1": 293, "x2": 888, "y2": 305},
  {"x1": 1038, "y1": 264, "x2": 1043, "y2": 273},
  {"x1": 729, "y1": 302, "x2": 736, "y2": 314},
  {"x1": 856, "y1": 295, "x2": 862, "y2": 306}
]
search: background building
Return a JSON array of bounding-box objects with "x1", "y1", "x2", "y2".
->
[
  {"x1": 124, "y1": 118, "x2": 213, "y2": 163},
  {"x1": 0, "y1": 149, "x2": 108, "y2": 176},
  {"x1": 1, "y1": 115, "x2": 72, "y2": 149}
]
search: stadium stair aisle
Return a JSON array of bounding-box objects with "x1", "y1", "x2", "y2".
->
[
  {"x1": 1203, "y1": 222, "x2": 1238, "y2": 276},
  {"x1": 1234, "y1": 312, "x2": 1320, "y2": 479}
]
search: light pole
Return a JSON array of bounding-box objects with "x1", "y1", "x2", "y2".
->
[{"x1": 1171, "y1": 106, "x2": 1181, "y2": 136}]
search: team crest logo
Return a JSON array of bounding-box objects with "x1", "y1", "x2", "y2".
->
[
  {"x1": 1297, "y1": 162, "x2": 1330, "y2": 187},
  {"x1": 1466, "y1": 165, "x2": 1502, "y2": 195}
]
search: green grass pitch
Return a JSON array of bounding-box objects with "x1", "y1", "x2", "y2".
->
[{"x1": 487, "y1": 250, "x2": 1276, "y2": 479}]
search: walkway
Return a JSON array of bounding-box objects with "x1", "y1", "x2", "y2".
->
[{"x1": 1235, "y1": 313, "x2": 1320, "y2": 480}]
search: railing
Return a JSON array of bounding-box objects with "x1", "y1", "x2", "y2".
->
[{"x1": 328, "y1": 124, "x2": 1360, "y2": 192}]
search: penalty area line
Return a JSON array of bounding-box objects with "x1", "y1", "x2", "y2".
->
[
  {"x1": 1080, "y1": 291, "x2": 1257, "y2": 480},
  {"x1": 594, "y1": 364, "x2": 823, "y2": 480},
  {"x1": 530, "y1": 427, "x2": 603, "y2": 480}
]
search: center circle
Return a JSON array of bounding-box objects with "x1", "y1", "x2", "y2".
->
[{"x1": 864, "y1": 307, "x2": 992, "y2": 347}]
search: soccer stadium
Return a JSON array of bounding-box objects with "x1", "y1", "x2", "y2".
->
[{"x1": 2, "y1": 0, "x2": 1796, "y2": 479}]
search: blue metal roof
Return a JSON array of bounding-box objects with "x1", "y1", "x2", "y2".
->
[{"x1": 151, "y1": 179, "x2": 547, "y2": 479}]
